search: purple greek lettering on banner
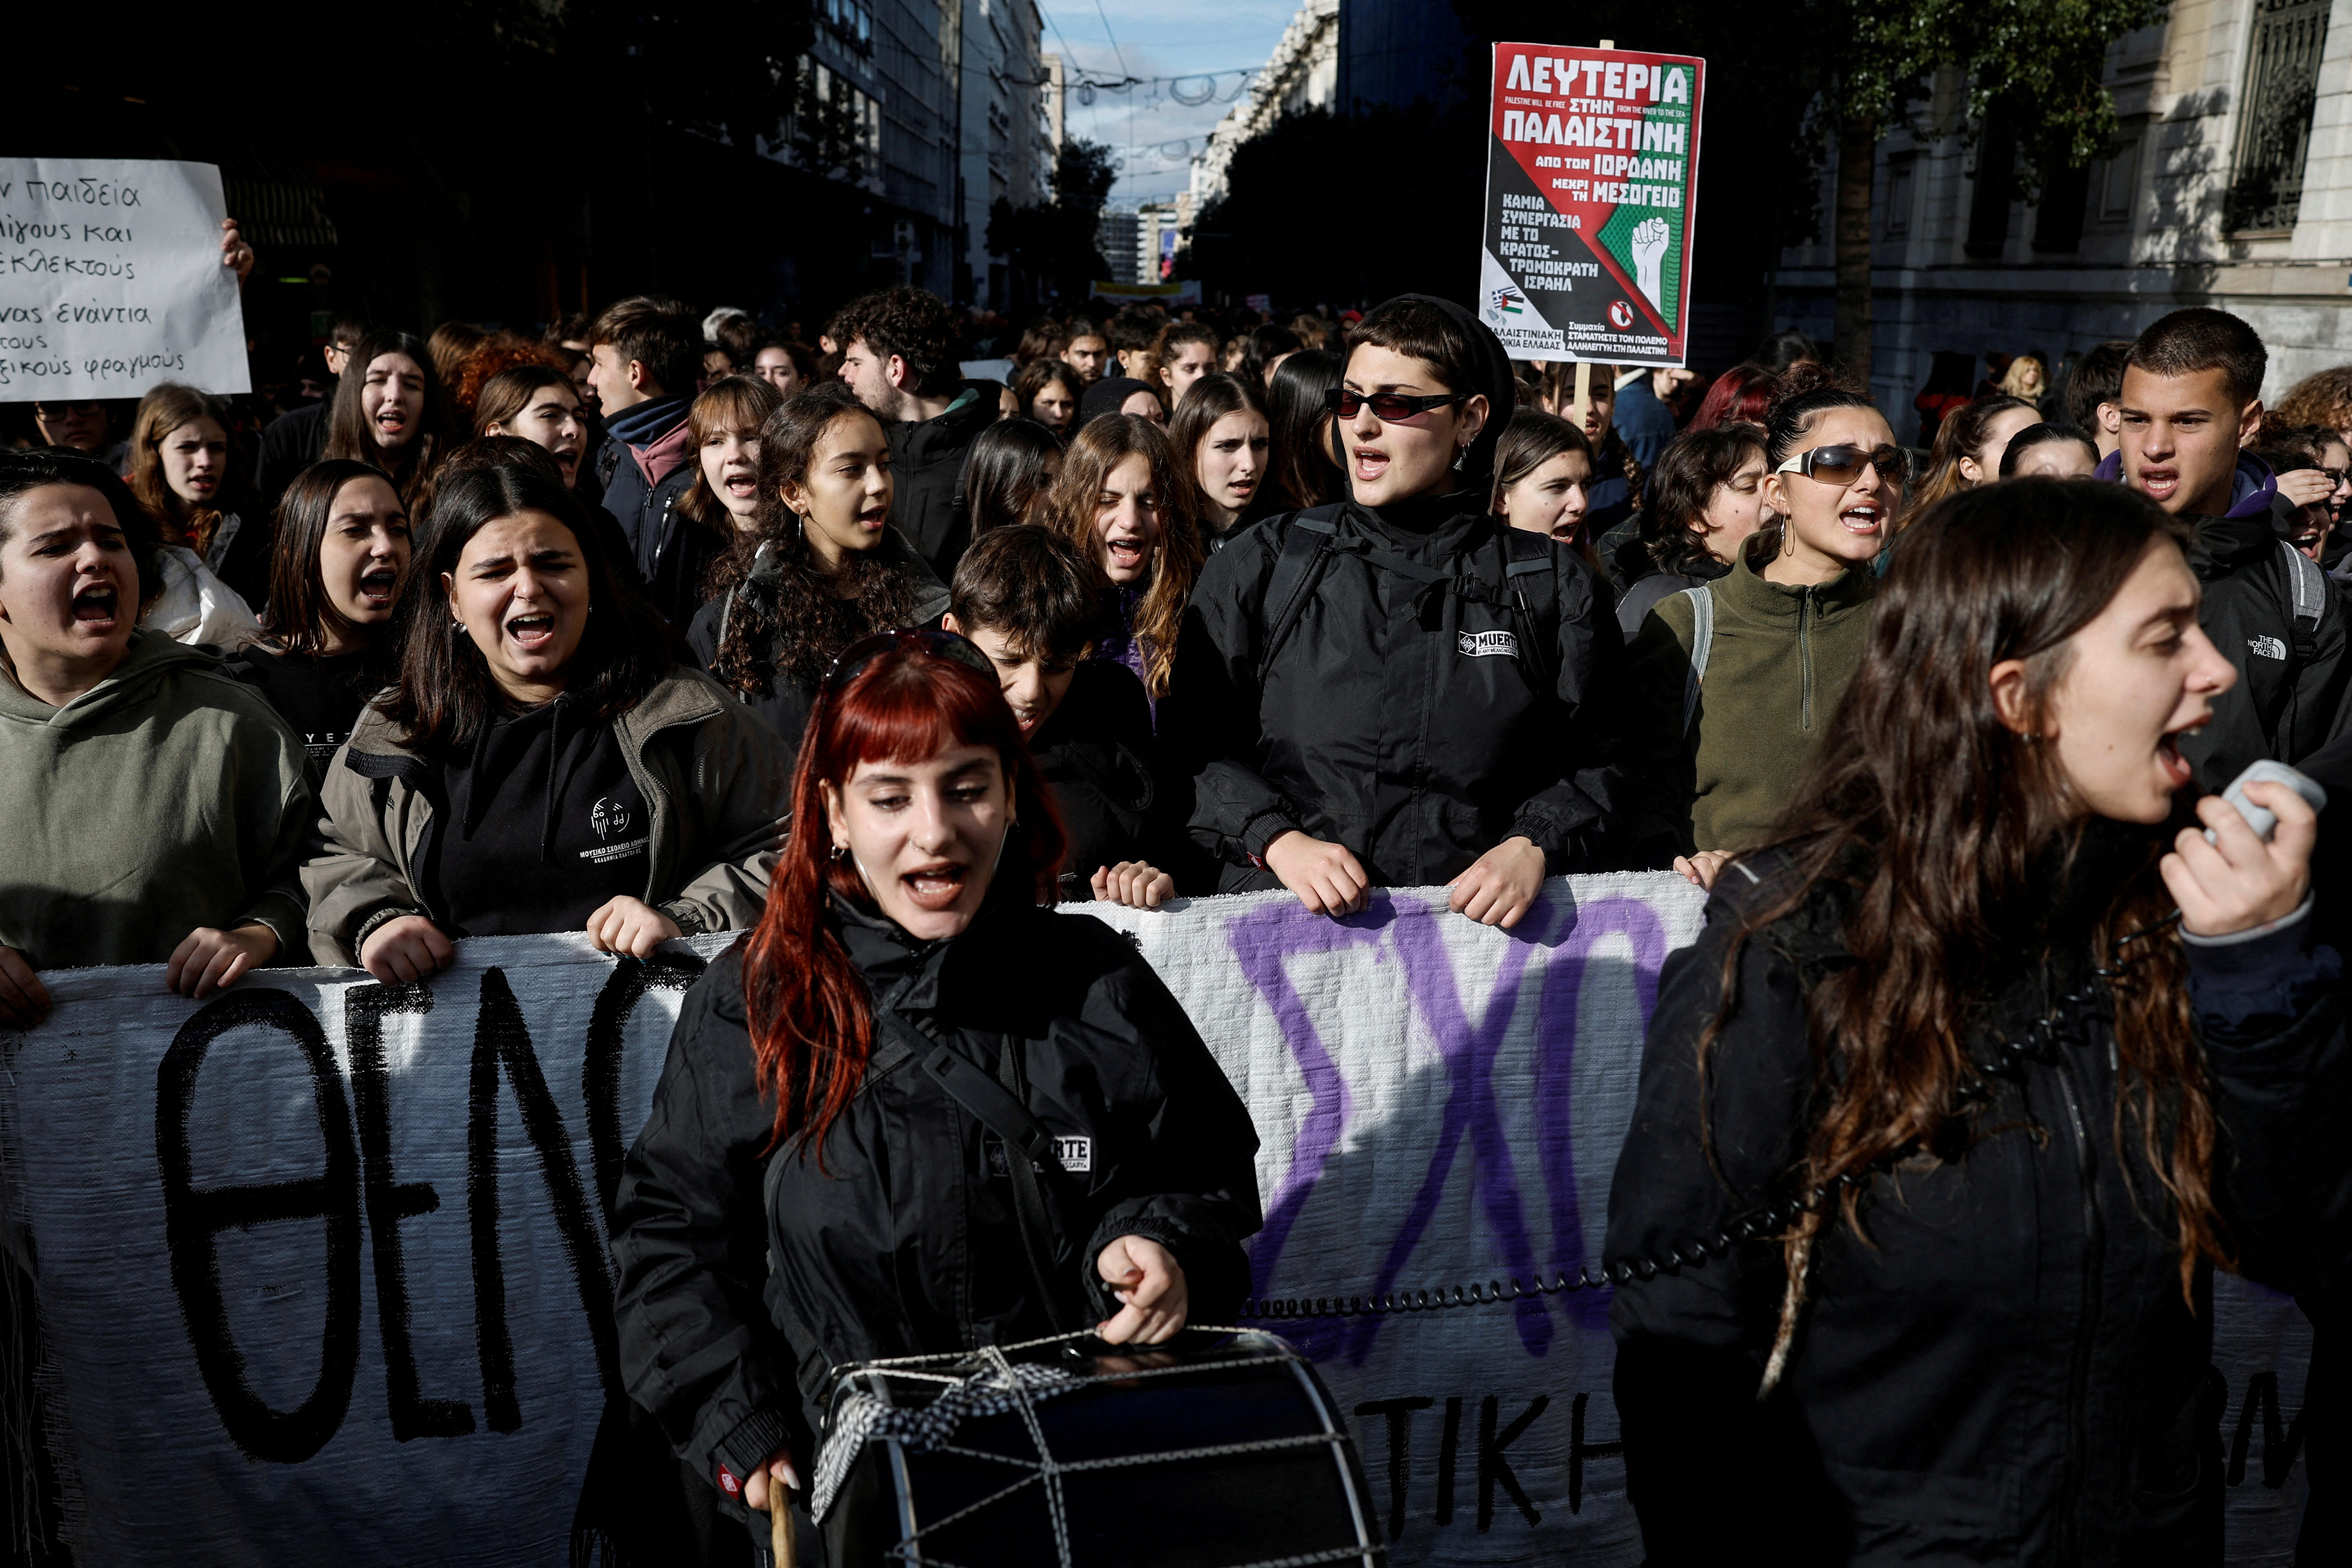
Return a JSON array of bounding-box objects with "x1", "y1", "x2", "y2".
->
[
  {"x1": 1339, "y1": 895, "x2": 1550, "y2": 1363},
  {"x1": 1532, "y1": 897, "x2": 1669, "y2": 1328},
  {"x1": 1222, "y1": 896, "x2": 1392, "y2": 1308}
]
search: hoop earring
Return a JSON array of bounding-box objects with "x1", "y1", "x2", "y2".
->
[
  {"x1": 450, "y1": 618, "x2": 466, "y2": 632},
  {"x1": 828, "y1": 843, "x2": 847, "y2": 862}
]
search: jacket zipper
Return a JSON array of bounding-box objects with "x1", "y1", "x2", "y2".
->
[
  {"x1": 1798, "y1": 588, "x2": 1816, "y2": 729},
  {"x1": 2053, "y1": 1054, "x2": 2103, "y2": 1564}
]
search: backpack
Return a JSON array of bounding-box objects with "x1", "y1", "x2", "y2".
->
[
  {"x1": 1257, "y1": 506, "x2": 1561, "y2": 691},
  {"x1": 1678, "y1": 583, "x2": 1716, "y2": 735}
]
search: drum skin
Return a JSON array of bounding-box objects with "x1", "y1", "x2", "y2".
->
[{"x1": 818, "y1": 1332, "x2": 1385, "y2": 1568}]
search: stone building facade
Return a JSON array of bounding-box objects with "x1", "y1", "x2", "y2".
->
[{"x1": 1771, "y1": 0, "x2": 2352, "y2": 431}]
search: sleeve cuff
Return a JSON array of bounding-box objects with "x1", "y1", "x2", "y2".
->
[
  {"x1": 1240, "y1": 811, "x2": 1300, "y2": 862},
  {"x1": 662, "y1": 900, "x2": 711, "y2": 937},
  {"x1": 712, "y1": 1404, "x2": 795, "y2": 1490},
  {"x1": 2182, "y1": 896, "x2": 2314, "y2": 950},
  {"x1": 352, "y1": 904, "x2": 423, "y2": 951}
]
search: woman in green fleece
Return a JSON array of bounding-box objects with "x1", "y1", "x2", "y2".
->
[
  {"x1": 1624, "y1": 371, "x2": 1905, "y2": 888},
  {"x1": 0, "y1": 451, "x2": 314, "y2": 1027}
]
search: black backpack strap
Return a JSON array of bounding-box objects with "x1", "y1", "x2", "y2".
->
[
  {"x1": 1501, "y1": 529, "x2": 1560, "y2": 690},
  {"x1": 878, "y1": 1009, "x2": 1078, "y2": 1333},
  {"x1": 1259, "y1": 507, "x2": 1347, "y2": 671}
]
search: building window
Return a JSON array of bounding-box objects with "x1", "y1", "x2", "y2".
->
[
  {"x1": 824, "y1": 0, "x2": 874, "y2": 53},
  {"x1": 2228, "y1": 0, "x2": 2330, "y2": 232},
  {"x1": 1883, "y1": 156, "x2": 1915, "y2": 237},
  {"x1": 2096, "y1": 132, "x2": 2141, "y2": 223}
]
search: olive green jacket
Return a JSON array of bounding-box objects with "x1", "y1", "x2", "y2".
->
[{"x1": 1623, "y1": 549, "x2": 1876, "y2": 861}]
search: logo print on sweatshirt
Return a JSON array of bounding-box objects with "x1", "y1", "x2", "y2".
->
[
  {"x1": 1458, "y1": 629, "x2": 1519, "y2": 660},
  {"x1": 2249, "y1": 635, "x2": 2288, "y2": 661},
  {"x1": 590, "y1": 797, "x2": 632, "y2": 839}
]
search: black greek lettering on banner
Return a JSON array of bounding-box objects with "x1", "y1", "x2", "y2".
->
[
  {"x1": 467, "y1": 967, "x2": 619, "y2": 1431},
  {"x1": 1478, "y1": 1392, "x2": 1547, "y2": 1528},
  {"x1": 345, "y1": 981, "x2": 474, "y2": 1440},
  {"x1": 582, "y1": 950, "x2": 705, "y2": 1221},
  {"x1": 155, "y1": 990, "x2": 361, "y2": 1464},
  {"x1": 1355, "y1": 1396, "x2": 1434, "y2": 1539}
]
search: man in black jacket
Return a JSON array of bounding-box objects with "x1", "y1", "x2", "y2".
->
[
  {"x1": 587, "y1": 296, "x2": 712, "y2": 627},
  {"x1": 833, "y1": 286, "x2": 998, "y2": 582},
  {"x1": 2107, "y1": 307, "x2": 2347, "y2": 789},
  {"x1": 254, "y1": 312, "x2": 367, "y2": 507}
]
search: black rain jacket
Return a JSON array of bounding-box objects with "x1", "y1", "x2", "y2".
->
[
  {"x1": 608, "y1": 886, "x2": 1261, "y2": 1521},
  {"x1": 887, "y1": 381, "x2": 1001, "y2": 582},
  {"x1": 1606, "y1": 840, "x2": 2350, "y2": 1566},
  {"x1": 1158, "y1": 293, "x2": 1625, "y2": 890},
  {"x1": 2100, "y1": 452, "x2": 2349, "y2": 789},
  {"x1": 596, "y1": 405, "x2": 713, "y2": 629}
]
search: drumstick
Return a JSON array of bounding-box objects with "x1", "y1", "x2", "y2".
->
[{"x1": 770, "y1": 1474, "x2": 797, "y2": 1568}]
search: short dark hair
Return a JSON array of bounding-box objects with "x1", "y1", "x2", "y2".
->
[
  {"x1": 1999, "y1": 423, "x2": 2100, "y2": 477},
  {"x1": 588, "y1": 295, "x2": 704, "y2": 400},
  {"x1": 1347, "y1": 300, "x2": 1474, "y2": 396},
  {"x1": 948, "y1": 523, "x2": 1100, "y2": 662},
  {"x1": 1063, "y1": 316, "x2": 1105, "y2": 345},
  {"x1": 833, "y1": 286, "x2": 964, "y2": 397},
  {"x1": 0, "y1": 447, "x2": 164, "y2": 601},
  {"x1": 1108, "y1": 303, "x2": 1165, "y2": 354},
  {"x1": 330, "y1": 312, "x2": 371, "y2": 352},
  {"x1": 1640, "y1": 423, "x2": 1765, "y2": 577},
  {"x1": 2063, "y1": 339, "x2": 2133, "y2": 431},
  {"x1": 2127, "y1": 307, "x2": 2267, "y2": 409},
  {"x1": 381, "y1": 463, "x2": 672, "y2": 753},
  {"x1": 712, "y1": 313, "x2": 763, "y2": 363}
]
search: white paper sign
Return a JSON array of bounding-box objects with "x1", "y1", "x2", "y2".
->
[{"x1": 0, "y1": 157, "x2": 250, "y2": 400}]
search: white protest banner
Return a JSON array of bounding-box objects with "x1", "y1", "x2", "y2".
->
[
  {"x1": 0, "y1": 158, "x2": 249, "y2": 400},
  {"x1": 0, "y1": 878, "x2": 2318, "y2": 1564}
]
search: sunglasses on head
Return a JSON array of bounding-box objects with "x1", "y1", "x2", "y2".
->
[
  {"x1": 1323, "y1": 387, "x2": 1469, "y2": 421},
  {"x1": 1775, "y1": 443, "x2": 1910, "y2": 485},
  {"x1": 822, "y1": 627, "x2": 997, "y2": 694}
]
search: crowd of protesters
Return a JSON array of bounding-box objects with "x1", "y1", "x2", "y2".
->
[{"x1": 5, "y1": 226, "x2": 2352, "y2": 1567}]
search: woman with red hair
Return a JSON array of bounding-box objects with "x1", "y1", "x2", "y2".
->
[{"x1": 609, "y1": 629, "x2": 1260, "y2": 1555}]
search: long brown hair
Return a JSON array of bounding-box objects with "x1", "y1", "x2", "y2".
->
[
  {"x1": 706, "y1": 385, "x2": 923, "y2": 697},
  {"x1": 325, "y1": 331, "x2": 453, "y2": 508},
  {"x1": 1038, "y1": 414, "x2": 1202, "y2": 699},
  {"x1": 740, "y1": 642, "x2": 1068, "y2": 1159},
  {"x1": 127, "y1": 383, "x2": 238, "y2": 553},
  {"x1": 1704, "y1": 479, "x2": 2220, "y2": 1388},
  {"x1": 676, "y1": 374, "x2": 784, "y2": 534}
]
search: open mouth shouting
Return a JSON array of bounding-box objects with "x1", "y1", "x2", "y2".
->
[
  {"x1": 2137, "y1": 465, "x2": 2179, "y2": 505},
  {"x1": 1352, "y1": 443, "x2": 1390, "y2": 485},
  {"x1": 723, "y1": 465, "x2": 759, "y2": 504},
  {"x1": 70, "y1": 583, "x2": 120, "y2": 631},
  {"x1": 1838, "y1": 499, "x2": 1885, "y2": 537},
  {"x1": 2158, "y1": 721, "x2": 2202, "y2": 792},
  {"x1": 900, "y1": 858, "x2": 971, "y2": 912},
  {"x1": 356, "y1": 564, "x2": 399, "y2": 611},
  {"x1": 376, "y1": 405, "x2": 411, "y2": 444},
  {"x1": 550, "y1": 445, "x2": 581, "y2": 480},
  {"x1": 505, "y1": 608, "x2": 559, "y2": 654}
]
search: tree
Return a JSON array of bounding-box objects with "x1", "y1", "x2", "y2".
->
[{"x1": 988, "y1": 138, "x2": 1120, "y2": 306}]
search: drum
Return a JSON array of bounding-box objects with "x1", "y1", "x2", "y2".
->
[{"x1": 812, "y1": 1329, "x2": 1385, "y2": 1567}]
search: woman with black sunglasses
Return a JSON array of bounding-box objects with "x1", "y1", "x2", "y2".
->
[
  {"x1": 1621, "y1": 367, "x2": 1902, "y2": 889},
  {"x1": 1160, "y1": 294, "x2": 1624, "y2": 924}
]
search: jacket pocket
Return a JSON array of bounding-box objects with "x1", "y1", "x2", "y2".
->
[{"x1": 1821, "y1": 1458, "x2": 2021, "y2": 1563}]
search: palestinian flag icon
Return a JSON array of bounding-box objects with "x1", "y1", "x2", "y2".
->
[{"x1": 1479, "y1": 42, "x2": 1704, "y2": 367}]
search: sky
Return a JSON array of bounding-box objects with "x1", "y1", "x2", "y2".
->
[{"x1": 1036, "y1": 0, "x2": 1302, "y2": 207}]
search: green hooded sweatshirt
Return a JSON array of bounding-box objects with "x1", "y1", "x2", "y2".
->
[
  {"x1": 1622, "y1": 548, "x2": 1876, "y2": 860},
  {"x1": 0, "y1": 630, "x2": 312, "y2": 969}
]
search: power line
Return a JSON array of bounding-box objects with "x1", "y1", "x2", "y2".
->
[{"x1": 1089, "y1": 0, "x2": 1132, "y2": 80}]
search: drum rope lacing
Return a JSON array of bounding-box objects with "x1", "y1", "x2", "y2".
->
[
  {"x1": 1239, "y1": 948, "x2": 2139, "y2": 1323},
  {"x1": 829, "y1": 1330, "x2": 1379, "y2": 1568}
]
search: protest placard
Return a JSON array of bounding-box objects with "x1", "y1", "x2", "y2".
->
[
  {"x1": 1477, "y1": 44, "x2": 1704, "y2": 367},
  {"x1": 0, "y1": 158, "x2": 249, "y2": 399}
]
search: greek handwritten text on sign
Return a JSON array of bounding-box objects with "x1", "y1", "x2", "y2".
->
[{"x1": 0, "y1": 159, "x2": 250, "y2": 399}]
